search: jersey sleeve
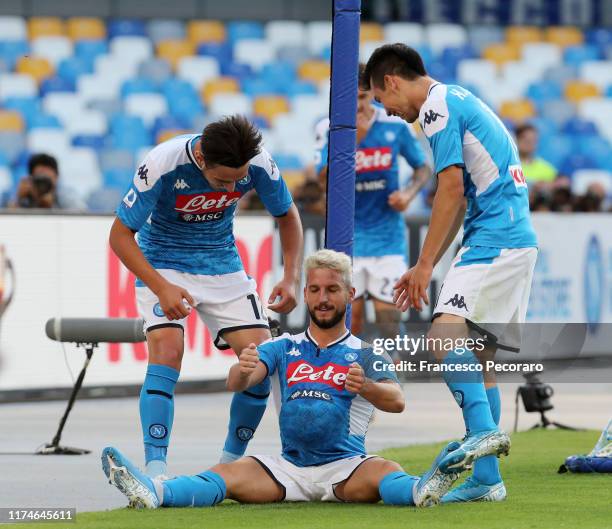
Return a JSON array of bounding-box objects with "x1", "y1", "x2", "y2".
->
[
  {"x1": 398, "y1": 123, "x2": 427, "y2": 168},
  {"x1": 116, "y1": 153, "x2": 163, "y2": 231},
  {"x1": 420, "y1": 95, "x2": 464, "y2": 175},
  {"x1": 314, "y1": 118, "x2": 330, "y2": 175},
  {"x1": 257, "y1": 335, "x2": 289, "y2": 376},
  {"x1": 360, "y1": 347, "x2": 399, "y2": 383},
  {"x1": 250, "y1": 149, "x2": 293, "y2": 217}
]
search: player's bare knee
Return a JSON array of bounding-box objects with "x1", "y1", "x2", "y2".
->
[{"x1": 428, "y1": 314, "x2": 468, "y2": 360}]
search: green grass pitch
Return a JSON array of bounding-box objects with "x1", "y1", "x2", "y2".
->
[{"x1": 17, "y1": 429, "x2": 611, "y2": 529}]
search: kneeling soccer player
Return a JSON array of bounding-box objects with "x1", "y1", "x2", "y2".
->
[{"x1": 102, "y1": 249, "x2": 467, "y2": 508}]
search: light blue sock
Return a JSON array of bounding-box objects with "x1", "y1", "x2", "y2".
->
[
  {"x1": 379, "y1": 471, "x2": 418, "y2": 505},
  {"x1": 140, "y1": 364, "x2": 179, "y2": 468},
  {"x1": 162, "y1": 470, "x2": 226, "y2": 507},
  {"x1": 473, "y1": 386, "x2": 503, "y2": 485},
  {"x1": 443, "y1": 349, "x2": 496, "y2": 434},
  {"x1": 222, "y1": 377, "x2": 270, "y2": 461}
]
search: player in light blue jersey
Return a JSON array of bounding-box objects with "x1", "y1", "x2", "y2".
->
[
  {"x1": 102, "y1": 249, "x2": 467, "y2": 509},
  {"x1": 315, "y1": 64, "x2": 431, "y2": 340},
  {"x1": 110, "y1": 115, "x2": 303, "y2": 477},
  {"x1": 364, "y1": 44, "x2": 538, "y2": 502}
]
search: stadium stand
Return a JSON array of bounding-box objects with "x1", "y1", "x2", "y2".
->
[{"x1": 0, "y1": 17, "x2": 610, "y2": 211}]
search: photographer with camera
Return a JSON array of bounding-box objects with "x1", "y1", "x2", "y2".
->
[{"x1": 10, "y1": 153, "x2": 84, "y2": 210}]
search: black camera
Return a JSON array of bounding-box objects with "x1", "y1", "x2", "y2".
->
[
  {"x1": 31, "y1": 173, "x2": 55, "y2": 195},
  {"x1": 518, "y1": 371, "x2": 554, "y2": 413}
]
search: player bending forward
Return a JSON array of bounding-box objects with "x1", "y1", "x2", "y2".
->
[{"x1": 102, "y1": 249, "x2": 471, "y2": 509}]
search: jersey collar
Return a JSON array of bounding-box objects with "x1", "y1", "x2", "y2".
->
[
  {"x1": 305, "y1": 327, "x2": 351, "y2": 349},
  {"x1": 185, "y1": 135, "x2": 203, "y2": 170}
]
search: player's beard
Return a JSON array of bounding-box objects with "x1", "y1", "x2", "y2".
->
[{"x1": 308, "y1": 302, "x2": 347, "y2": 329}]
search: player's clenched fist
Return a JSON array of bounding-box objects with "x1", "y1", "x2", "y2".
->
[
  {"x1": 345, "y1": 362, "x2": 365, "y2": 394},
  {"x1": 239, "y1": 343, "x2": 259, "y2": 377}
]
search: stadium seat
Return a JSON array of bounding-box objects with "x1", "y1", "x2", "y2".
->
[
  {"x1": 541, "y1": 99, "x2": 576, "y2": 127},
  {"x1": 469, "y1": 26, "x2": 504, "y2": 54},
  {"x1": 197, "y1": 42, "x2": 232, "y2": 63},
  {"x1": 72, "y1": 134, "x2": 106, "y2": 150},
  {"x1": 0, "y1": 73, "x2": 37, "y2": 101},
  {"x1": 457, "y1": 59, "x2": 497, "y2": 89},
  {"x1": 526, "y1": 80, "x2": 564, "y2": 106},
  {"x1": 227, "y1": 21, "x2": 264, "y2": 44},
  {"x1": 564, "y1": 45, "x2": 601, "y2": 67},
  {"x1": 29, "y1": 113, "x2": 61, "y2": 129},
  {"x1": 124, "y1": 93, "x2": 168, "y2": 127},
  {"x1": 305, "y1": 21, "x2": 332, "y2": 56},
  {"x1": 578, "y1": 136, "x2": 612, "y2": 171},
  {"x1": 483, "y1": 43, "x2": 520, "y2": 66},
  {"x1": 298, "y1": 60, "x2": 330, "y2": 84},
  {"x1": 57, "y1": 57, "x2": 91, "y2": 85},
  {"x1": 261, "y1": 61, "x2": 296, "y2": 87},
  {"x1": 95, "y1": 55, "x2": 139, "y2": 83},
  {"x1": 43, "y1": 92, "x2": 87, "y2": 126},
  {"x1": 425, "y1": 23, "x2": 467, "y2": 54},
  {"x1": 31, "y1": 36, "x2": 73, "y2": 66},
  {"x1": 67, "y1": 17, "x2": 106, "y2": 41},
  {"x1": 544, "y1": 64, "x2": 578, "y2": 85},
  {"x1": 383, "y1": 22, "x2": 424, "y2": 46},
  {"x1": 156, "y1": 129, "x2": 188, "y2": 144},
  {"x1": 59, "y1": 146, "x2": 102, "y2": 198},
  {"x1": 209, "y1": 93, "x2": 252, "y2": 118},
  {"x1": 586, "y1": 28, "x2": 612, "y2": 49},
  {"x1": 546, "y1": 26, "x2": 584, "y2": 47},
  {"x1": 0, "y1": 110, "x2": 24, "y2": 132},
  {"x1": 0, "y1": 40, "x2": 29, "y2": 70},
  {"x1": 177, "y1": 56, "x2": 220, "y2": 89},
  {"x1": 28, "y1": 17, "x2": 65, "y2": 39},
  {"x1": 27, "y1": 127, "x2": 70, "y2": 158},
  {"x1": 571, "y1": 169, "x2": 612, "y2": 195},
  {"x1": 121, "y1": 78, "x2": 159, "y2": 98},
  {"x1": 499, "y1": 99, "x2": 536, "y2": 122},
  {"x1": 253, "y1": 96, "x2": 289, "y2": 123},
  {"x1": 266, "y1": 21, "x2": 306, "y2": 48},
  {"x1": 87, "y1": 98, "x2": 122, "y2": 116},
  {"x1": 537, "y1": 134, "x2": 573, "y2": 168},
  {"x1": 86, "y1": 186, "x2": 123, "y2": 212},
  {"x1": 0, "y1": 16, "x2": 27, "y2": 40},
  {"x1": 108, "y1": 19, "x2": 147, "y2": 38},
  {"x1": 187, "y1": 20, "x2": 226, "y2": 45},
  {"x1": 152, "y1": 114, "x2": 189, "y2": 137},
  {"x1": 501, "y1": 61, "x2": 541, "y2": 93},
  {"x1": 563, "y1": 118, "x2": 598, "y2": 137},
  {"x1": 167, "y1": 96, "x2": 204, "y2": 126},
  {"x1": 64, "y1": 110, "x2": 107, "y2": 137},
  {"x1": 234, "y1": 39, "x2": 275, "y2": 71},
  {"x1": 277, "y1": 45, "x2": 311, "y2": 65},
  {"x1": 360, "y1": 40, "x2": 385, "y2": 63},
  {"x1": 110, "y1": 36, "x2": 153, "y2": 65},
  {"x1": 579, "y1": 98, "x2": 612, "y2": 143},
  {"x1": 156, "y1": 39, "x2": 195, "y2": 69},
  {"x1": 521, "y1": 43, "x2": 562, "y2": 75},
  {"x1": 77, "y1": 73, "x2": 122, "y2": 103},
  {"x1": 477, "y1": 80, "x2": 520, "y2": 111},
  {"x1": 284, "y1": 80, "x2": 317, "y2": 98},
  {"x1": 579, "y1": 61, "x2": 612, "y2": 91},
  {"x1": 161, "y1": 78, "x2": 196, "y2": 100},
  {"x1": 3, "y1": 96, "x2": 39, "y2": 123},
  {"x1": 0, "y1": 165, "x2": 13, "y2": 200},
  {"x1": 98, "y1": 148, "x2": 135, "y2": 173},
  {"x1": 202, "y1": 77, "x2": 240, "y2": 104},
  {"x1": 74, "y1": 40, "x2": 108, "y2": 68},
  {"x1": 289, "y1": 94, "x2": 328, "y2": 125},
  {"x1": 138, "y1": 58, "x2": 173, "y2": 85},
  {"x1": 242, "y1": 77, "x2": 279, "y2": 97},
  {"x1": 360, "y1": 22, "x2": 383, "y2": 43},
  {"x1": 147, "y1": 19, "x2": 186, "y2": 44},
  {"x1": 40, "y1": 76, "x2": 75, "y2": 95},
  {"x1": 0, "y1": 131, "x2": 25, "y2": 165},
  {"x1": 16, "y1": 56, "x2": 54, "y2": 84},
  {"x1": 506, "y1": 26, "x2": 543, "y2": 46},
  {"x1": 220, "y1": 61, "x2": 252, "y2": 80},
  {"x1": 564, "y1": 80, "x2": 600, "y2": 103},
  {"x1": 109, "y1": 113, "x2": 151, "y2": 149},
  {"x1": 561, "y1": 153, "x2": 598, "y2": 175}
]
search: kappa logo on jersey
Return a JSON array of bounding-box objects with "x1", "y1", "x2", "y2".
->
[
  {"x1": 173, "y1": 179, "x2": 190, "y2": 190},
  {"x1": 509, "y1": 164, "x2": 527, "y2": 189},
  {"x1": 355, "y1": 147, "x2": 392, "y2": 173},
  {"x1": 288, "y1": 389, "x2": 332, "y2": 402},
  {"x1": 137, "y1": 164, "x2": 149, "y2": 186},
  {"x1": 286, "y1": 348, "x2": 301, "y2": 357},
  {"x1": 286, "y1": 360, "x2": 349, "y2": 391},
  {"x1": 422, "y1": 109, "x2": 445, "y2": 127},
  {"x1": 443, "y1": 293, "x2": 469, "y2": 311}
]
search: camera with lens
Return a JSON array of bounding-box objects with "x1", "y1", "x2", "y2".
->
[
  {"x1": 518, "y1": 371, "x2": 554, "y2": 412},
  {"x1": 31, "y1": 173, "x2": 55, "y2": 195}
]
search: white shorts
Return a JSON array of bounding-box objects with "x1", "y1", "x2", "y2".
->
[
  {"x1": 353, "y1": 255, "x2": 407, "y2": 304},
  {"x1": 251, "y1": 454, "x2": 376, "y2": 502},
  {"x1": 136, "y1": 269, "x2": 269, "y2": 349},
  {"x1": 433, "y1": 247, "x2": 538, "y2": 351}
]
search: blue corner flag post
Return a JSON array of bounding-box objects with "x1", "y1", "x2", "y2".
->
[{"x1": 325, "y1": 0, "x2": 361, "y2": 325}]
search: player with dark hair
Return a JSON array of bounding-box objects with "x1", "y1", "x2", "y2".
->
[
  {"x1": 364, "y1": 44, "x2": 538, "y2": 502},
  {"x1": 102, "y1": 249, "x2": 466, "y2": 509},
  {"x1": 110, "y1": 114, "x2": 303, "y2": 478}
]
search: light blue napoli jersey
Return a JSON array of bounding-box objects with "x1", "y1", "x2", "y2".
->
[
  {"x1": 116, "y1": 134, "x2": 293, "y2": 276},
  {"x1": 315, "y1": 107, "x2": 427, "y2": 258},
  {"x1": 419, "y1": 84, "x2": 537, "y2": 248},
  {"x1": 257, "y1": 329, "x2": 398, "y2": 467}
]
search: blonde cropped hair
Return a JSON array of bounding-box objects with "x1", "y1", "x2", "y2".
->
[{"x1": 304, "y1": 249, "x2": 352, "y2": 288}]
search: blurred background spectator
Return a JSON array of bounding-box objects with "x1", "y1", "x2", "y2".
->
[{"x1": 516, "y1": 123, "x2": 558, "y2": 183}]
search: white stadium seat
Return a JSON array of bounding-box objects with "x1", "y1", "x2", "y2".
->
[
  {"x1": 384, "y1": 22, "x2": 424, "y2": 46},
  {"x1": 109, "y1": 36, "x2": 153, "y2": 65},
  {"x1": 27, "y1": 128, "x2": 71, "y2": 158},
  {"x1": 457, "y1": 59, "x2": 497, "y2": 88},
  {"x1": 478, "y1": 80, "x2": 523, "y2": 111},
  {"x1": 209, "y1": 93, "x2": 252, "y2": 118},
  {"x1": 42, "y1": 92, "x2": 87, "y2": 126},
  {"x1": 78, "y1": 74, "x2": 122, "y2": 103},
  {"x1": 571, "y1": 170, "x2": 612, "y2": 196},
  {"x1": 360, "y1": 41, "x2": 385, "y2": 63},
  {"x1": 579, "y1": 98, "x2": 612, "y2": 143},
  {"x1": 31, "y1": 36, "x2": 74, "y2": 66},
  {"x1": 95, "y1": 55, "x2": 139, "y2": 82},
  {"x1": 124, "y1": 93, "x2": 168, "y2": 127},
  {"x1": 266, "y1": 21, "x2": 306, "y2": 49},
  {"x1": 521, "y1": 43, "x2": 562, "y2": 76},
  {"x1": 58, "y1": 147, "x2": 102, "y2": 199},
  {"x1": 580, "y1": 61, "x2": 612, "y2": 92},
  {"x1": 234, "y1": 39, "x2": 275, "y2": 71},
  {"x1": 0, "y1": 73, "x2": 37, "y2": 101},
  {"x1": 0, "y1": 166, "x2": 12, "y2": 195},
  {"x1": 291, "y1": 94, "x2": 328, "y2": 126},
  {"x1": 64, "y1": 110, "x2": 108, "y2": 137},
  {"x1": 305, "y1": 21, "x2": 332, "y2": 56},
  {"x1": 502, "y1": 61, "x2": 541, "y2": 94},
  {"x1": 0, "y1": 16, "x2": 27, "y2": 40},
  {"x1": 177, "y1": 56, "x2": 220, "y2": 90},
  {"x1": 425, "y1": 23, "x2": 467, "y2": 54}
]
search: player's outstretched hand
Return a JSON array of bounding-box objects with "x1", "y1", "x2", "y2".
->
[
  {"x1": 267, "y1": 278, "x2": 297, "y2": 314},
  {"x1": 239, "y1": 343, "x2": 259, "y2": 377},
  {"x1": 393, "y1": 262, "x2": 431, "y2": 312},
  {"x1": 158, "y1": 282, "x2": 195, "y2": 320},
  {"x1": 345, "y1": 362, "x2": 366, "y2": 394}
]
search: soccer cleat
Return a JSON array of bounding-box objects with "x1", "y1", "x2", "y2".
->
[
  {"x1": 441, "y1": 476, "x2": 507, "y2": 503},
  {"x1": 439, "y1": 430, "x2": 511, "y2": 473},
  {"x1": 413, "y1": 441, "x2": 462, "y2": 507},
  {"x1": 101, "y1": 447, "x2": 161, "y2": 509}
]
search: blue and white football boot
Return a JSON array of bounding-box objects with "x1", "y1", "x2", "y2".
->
[
  {"x1": 442, "y1": 476, "x2": 507, "y2": 503},
  {"x1": 413, "y1": 441, "x2": 462, "y2": 507},
  {"x1": 439, "y1": 430, "x2": 511, "y2": 473}
]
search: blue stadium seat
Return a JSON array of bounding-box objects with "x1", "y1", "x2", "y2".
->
[
  {"x1": 0, "y1": 40, "x2": 29, "y2": 70},
  {"x1": 220, "y1": 61, "x2": 253, "y2": 80},
  {"x1": 167, "y1": 96, "x2": 203, "y2": 126},
  {"x1": 564, "y1": 44, "x2": 601, "y2": 67},
  {"x1": 152, "y1": 115, "x2": 191, "y2": 139},
  {"x1": 427, "y1": 61, "x2": 455, "y2": 84},
  {"x1": 74, "y1": 40, "x2": 108, "y2": 68},
  {"x1": 198, "y1": 42, "x2": 233, "y2": 64},
  {"x1": 560, "y1": 153, "x2": 598, "y2": 176},
  {"x1": 538, "y1": 134, "x2": 574, "y2": 168},
  {"x1": 250, "y1": 115, "x2": 269, "y2": 130},
  {"x1": 3, "y1": 96, "x2": 40, "y2": 125},
  {"x1": 108, "y1": 19, "x2": 147, "y2": 38},
  {"x1": 121, "y1": 78, "x2": 159, "y2": 98},
  {"x1": 562, "y1": 118, "x2": 598, "y2": 137},
  {"x1": 87, "y1": 186, "x2": 123, "y2": 212},
  {"x1": 103, "y1": 168, "x2": 133, "y2": 189},
  {"x1": 0, "y1": 135, "x2": 18, "y2": 165},
  {"x1": 57, "y1": 57, "x2": 92, "y2": 84},
  {"x1": 585, "y1": 28, "x2": 612, "y2": 48},
  {"x1": 147, "y1": 19, "x2": 185, "y2": 44},
  {"x1": 577, "y1": 136, "x2": 612, "y2": 171},
  {"x1": 28, "y1": 113, "x2": 61, "y2": 129},
  {"x1": 283, "y1": 80, "x2": 318, "y2": 97},
  {"x1": 541, "y1": 99, "x2": 576, "y2": 127},
  {"x1": 526, "y1": 80, "x2": 563, "y2": 107},
  {"x1": 161, "y1": 78, "x2": 197, "y2": 100},
  {"x1": 138, "y1": 58, "x2": 173, "y2": 85},
  {"x1": 414, "y1": 45, "x2": 433, "y2": 68},
  {"x1": 261, "y1": 61, "x2": 296, "y2": 86},
  {"x1": 40, "y1": 76, "x2": 75, "y2": 96},
  {"x1": 277, "y1": 45, "x2": 311, "y2": 65},
  {"x1": 227, "y1": 21, "x2": 264, "y2": 43},
  {"x1": 440, "y1": 44, "x2": 477, "y2": 76},
  {"x1": 72, "y1": 134, "x2": 106, "y2": 150},
  {"x1": 98, "y1": 148, "x2": 134, "y2": 173},
  {"x1": 242, "y1": 77, "x2": 279, "y2": 97},
  {"x1": 109, "y1": 114, "x2": 151, "y2": 150},
  {"x1": 273, "y1": 153, "x2": 302, "y2": 170},
  {"x1": 527, "y1": 116, "x2": 559, "y2": 138}
]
